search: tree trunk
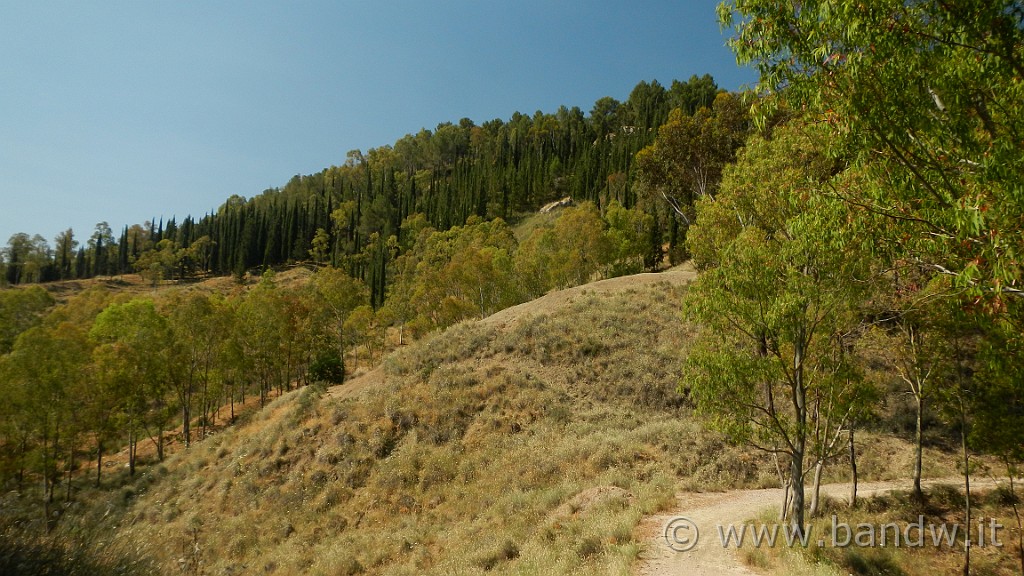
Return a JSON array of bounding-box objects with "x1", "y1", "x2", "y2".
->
[
  {"x1": 789, "y1": 453, "x2": 805, "y2": 536},
  {"x1": 17, "y1": 436, "x2": 27, "y2": 490},
  {"x1": 849, "y1": 427, "x2": 858, "y2": 507},
  {"x1": 808, "y1": 460, "x2": 825, "y2": 518},
  {"x1": 95, "y1": 440, "x2": 103, "y2": 488},
  {"x1": 773, "y1": 452, "x2": 790, "y2": 520},
  {"x1": 128, "y1": 428, "x2": 137, "y2": 476},
  {"x1": 50, "y1": 421, "x2": 60, "y2": 504},
  {"x1": 790, "y1": 338, "x2": 807, "y2": 537},
  {"x1": 182, "y1": 402, "x2": 191, "y2": 448},
  {"x1": 913, "y1": 393, "x2": 924, "y2": 500},
  {"x1": 1004, "y1": 460, "x2": 1024, "y2": 576},
  {"x1": 65, "y1": 446, "x2": 74, "y2": 502},
  {"x1": 961, "y1": 413, "x2": 971, "y2": 576}
]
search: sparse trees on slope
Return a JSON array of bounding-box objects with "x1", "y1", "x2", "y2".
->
[
  {"x1": 309, "y1": 266, "x2": 370, "y2": 383},
  {"x1": 514, "y1": 204, "x2": 613, "y2": 299},
  {"x1": 164, "y1": 292, "x2": 225, "y2": 447},
  {"x1": 90, "y1": 299, "x2": 172, "y2": 473},
  {"x1": 396, "y1": 217, "x2": 520, "y2": 329},
  {"x1": 234, "y1": 272, "x2": 293, "y2": 406},
  {"x1": 0, "y1": 286, "x2": 54, "y2": 354},
  {"x1": 5, "y1": 322, "x2": 91, "y2": 523}
]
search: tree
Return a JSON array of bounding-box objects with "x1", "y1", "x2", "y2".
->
[
  {"x1": 164, "y1": 292, "x2": 224, "y2": 446},
  {"x1": 3, "y1": 233, "x2": 54, "y2": 284},
  {"x1": 603, "y1": 200, "x2": 661, "y2": 274},
  {"x1": 514, "y1": 203, "x2": 613, "y2": 298},
  {"x1": 5, "y1": 322, "x2": 91, "y2": 521},
  {"x1": 634, "y1": 92, "x2": 749, "y2": 255},
  {"x1": 971, "y1": 308, "x2": 1024, "y2": 574},
  {"x1": 308, "y1": 227, "x2": 331, "y2": 268},
  {"x1": 181, "y1": 235, "x2": 215, "y2": 276},
  {"x1": 53, "y1": 229, "x2": 78, "y2": 280},
  {"x1": 720, "y1": 0, "x2": 1024, "y2": 304},
  {"x1": 393, "y1": 217, "x2": 520, "y2": 330},
  {"x1": 90, "y1": 299, "x2": 172, "y2": 472},
  {"x1": 668, "y1": 74, "x2": 719, "y2": 115},
  {"x1": 0, "y1": 286, "x2": 54, "y2": 354},
  {"x1": 720, "y1": 8, "x2": 1023, "y2": 567},
  {"x1": 683, "y1": 123, "x2": 873, "y2": 536},
  {"x1": 234, "y1": 272, "x2": 292, "y2": 406},
  {"x1": 310, "y1": 267, "x2": 370, "y2": 382},
  {"x1": 88, "y1": 222, "x2": 116, "y2": 278},
  {"x1": 134, "y1": 239, "x2": 181, "y2": 285},
  {"x1": 861, "y1": 273, "x2": 954, "y2": 500}
]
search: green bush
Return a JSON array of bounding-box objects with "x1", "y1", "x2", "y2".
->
[{"x1": 308, "y1": 352, "x2": 345, "y2": 384}]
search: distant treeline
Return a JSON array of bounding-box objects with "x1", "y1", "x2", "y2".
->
[{"x1": 1, "y1": 75, "x2": 721, "y2": 296}]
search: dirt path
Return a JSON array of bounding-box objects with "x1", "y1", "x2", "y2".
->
[{"x1": 633, "y1": 477, "x2": 1001, "y2": 576}]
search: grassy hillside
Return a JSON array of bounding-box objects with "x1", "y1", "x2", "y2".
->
[
  {"x1": 8, "y1": 268, "x2": 970, "y2": 576},
  {"x1": 89, "y1": 271, "x2": 739, "y2": 575}
]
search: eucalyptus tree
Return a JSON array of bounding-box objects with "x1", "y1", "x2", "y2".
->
[
  {"x1": 720, "y1": 0, "x2": 1024, "y2": 304},
  {"x1": 635, "y1": 92, "x2": 748, "y2": 219},
  {"x1": 683, "y1": 124, "x2": 875, "y2": 536},
  {"x1": 234, "y1": 272, "x2": 292, "y2": 406},
  {"x1": 90, "y1": 299, "x2": 172, "y2": 473},
  {"x1": 163, "y1": 292, "x2": 225, "y2": 446},
  {"x1": 6, "y1": 322, "x2": 91, "y2": 521},
  {"x1": 309, "y1": 266, "x2": 370, "y2": 383}
]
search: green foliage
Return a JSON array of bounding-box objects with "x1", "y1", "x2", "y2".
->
[
  {"x1": 720, "y1": 0, "x2": 1024, "y2": 302},
  {"x1": 634, "y1": 91, "x2": 750, "y2": 254},
  {"x1": 514, "y1": 203, "x2": 614, "y2": 298},
  {"x1": 133, "y1": 239, "x2": 180, "y2": 285},
  {"x1": 0, "y1": 286, "x2": 54, "y2": 354},
  {"x1": 682, "y1": 122, "x2": 875, "y2": 532},
  {"x1": 604, "y1": 200, "x2": 661, "y2": 274},
  {"x1": 310, "y1": 266, "x2": 371, "y2": 364},
  {"x1": 308, "y1": 351, "x2": 345, "y2": 385},
  {"x1": 686, "y1": 124, "x2": 835, "y2": 270},
  {"x1": 390, "y1": 217, "x2": 520, "y2": 330}
]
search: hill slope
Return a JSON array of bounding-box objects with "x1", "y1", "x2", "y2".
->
[
  {"x1": 87, "y1": 268, "x2": 955, "y2": 575},
  {"x1": 100, "y1": 268, "x2": 732, "y2": 576}
]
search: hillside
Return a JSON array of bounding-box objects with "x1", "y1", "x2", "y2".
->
[
  {"x1": 92, "y1": 268, "x2": 700, "y2": 576},
  {"x1": 37, "y1": 267, "x2": 958, "y2": 576}
]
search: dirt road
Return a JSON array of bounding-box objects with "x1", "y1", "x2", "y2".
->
[{"x1": 633, "y1": 477, "x2": 1000, "y2": 576}]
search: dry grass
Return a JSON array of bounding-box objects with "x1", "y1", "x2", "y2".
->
[
  {"x1": 743, "y1": 483, "x2": 1023, "y2": 576},
  {"x1": 19, "y1": 266, "x2": 986, "y2": 575},
  {"x1": 102, "y1": 273, "x2": 749, "y2": 575}
]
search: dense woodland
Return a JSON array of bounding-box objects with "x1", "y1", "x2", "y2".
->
[{"x1": 1, "y1": 2, "x2": 1023, "y2": 574}]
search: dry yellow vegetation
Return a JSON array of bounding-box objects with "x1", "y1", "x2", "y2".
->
[{"x1": 38, "y1": 268, "x2": 978, "y2": 575}]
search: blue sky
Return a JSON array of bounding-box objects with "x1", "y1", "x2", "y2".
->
[{"x1": 0, "y1": 1, "x2": 756, "y2": 245}]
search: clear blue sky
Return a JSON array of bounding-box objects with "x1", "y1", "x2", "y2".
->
[{"x1": 0, "y1": 1, "x2": 756, "y2": 246}]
